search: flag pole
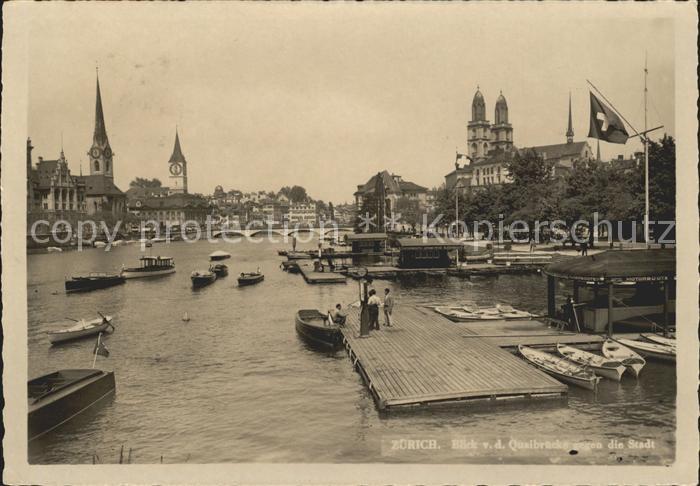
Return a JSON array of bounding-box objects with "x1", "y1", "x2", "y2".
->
[
  {"x1": 644, "y1": 52, "x2": 649, "y2": 247},
  {"x1": 92, "y1": 332, "x2": 102, "y2": 369}
]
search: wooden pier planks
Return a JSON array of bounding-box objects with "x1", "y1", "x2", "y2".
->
[
  {"x1": 297, "y1": 263, "x2": 347, "y2": 284},
  {"x1": 341, "y1": 306, "x2": 567, "y2": 410}
]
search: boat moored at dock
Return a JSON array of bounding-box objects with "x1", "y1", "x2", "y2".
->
[
  {"x1": 121, "y1": 256, "x2": 176, "y2": 279},
  {"x1": 191, "y1": 270, "x2": 217, "y2": 288},
  {"x1": 640, "y1": 333, "x2": 676, "y2": 348},
  {"x1": 47, "y1": 316, "x2": 114, "y2": 345},
  {"x1": 518, "y1": 345, "x2": 600, "y2": 390},
  {"x1": 28, "y1": 369, "x2": 116, "y2": 442},
  {"x1": 556, "y1": 343, "x2": 626, "y2": 381},
  {"x1": 65, "y1": 273, "x2": 126, "y2": 293},
  {"x1": 601, "y1": 339, "x2": 646, "y2": 377},
  {"x1": 295, "y1": 309, "x2": 343, "y2": 350},
  {"x1": 614, "y1": 337, "x2": 675, "y2": 363}
]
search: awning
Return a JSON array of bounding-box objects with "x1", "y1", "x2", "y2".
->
[{"x1": 544, "y1": 249, "x2": 675, "y2": 282}]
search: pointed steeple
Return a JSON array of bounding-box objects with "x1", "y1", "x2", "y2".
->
[
  {"x1": 566, "y1": 92, "x2": 574, "y2": 144},
  {"x1": 169, "y1": 128, "x2": 187, "y2": 164},
  {"x1": 93, "y1": 71, "x2": 109, "y2": 146}
]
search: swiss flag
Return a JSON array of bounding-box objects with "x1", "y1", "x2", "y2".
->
[{"x1": 588, "y1": 92, "x2": 629, "y2": 144}]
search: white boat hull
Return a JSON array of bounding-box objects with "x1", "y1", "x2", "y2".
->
[
  {"x1": 47, "y1": 317, "x2": 113, "y2": 344},
  {"x1": 121, "y1": 267, "x2": 176, "y2": 279},
  {"x1": 556, "y1": 344, "x2": 626, "y2": 381},
  {"x1": 601, "y1": 339, "x2": 646, "y2": 378},
  {"x1": 615, "y1": 338, "x2": 675, "y2": 363}
]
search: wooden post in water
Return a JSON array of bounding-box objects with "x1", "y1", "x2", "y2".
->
[
  {"x1": 547, "y1": 276, "x2": 556, "y2": 318},
  {"x1": 607, "y1": 281, "x2": 614, "y2": 338}
]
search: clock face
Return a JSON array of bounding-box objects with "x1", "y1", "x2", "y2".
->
[
  {"x1": 170, "y1": 163, "x2": 183, "y2": 176},
  {"x1": 104, "y1": 147, "x2": 112, "y2": 158},
  {"x1": 90, "y1": 147, "x2": 101, "y2": 158}
]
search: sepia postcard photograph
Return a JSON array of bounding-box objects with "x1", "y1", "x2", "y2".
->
[{"x1": 2, "y1": 2, "x2": 698, "y2": 485}]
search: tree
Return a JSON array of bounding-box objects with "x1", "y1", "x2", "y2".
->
[
  {"x1": 288, "y1": 185, "x2": 308, "y2": 203},
  {"x1": 129, "y1": 177, "x2": 162, "y2": 188},
  {"x1": 648, "y1": 135, "x2": 675, "y2": 222}
]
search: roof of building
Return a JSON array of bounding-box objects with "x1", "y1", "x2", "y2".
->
[
  {"x1": 93, "y1": 74, "x2": 110, "y2": 147},
  {"x1": 398, "y1": 180, "x2": 428, "y2": 193},
  {"x1": 80, "y1": 175, "x2": 125, "y2": 196},
  {"x1": 346, "y1": 232, "x2": 388, "y2": 241},
  {"x1": 397, "y1": 237, "x2": 463, "y2": 249},
  {"x1": 126, "y1": 186, "x2": 170, "y2": 200},
  {"x1": 544, "y1": 249, "x2": 675, "y2": 282},
  {"x1": 355, "y1": 171, "x2": 427, "y2": 196},
  {"x1": 169, "y1": 130, "x2": 187, "y2": 164},
  {"x1": 520, "y1": 141, "x2": 588, "y2": 161},
  {"x1": 471, "y1": 148, "x2": 515, "y2": 167}
]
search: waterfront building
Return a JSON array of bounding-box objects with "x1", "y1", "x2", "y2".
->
[
  {"x1": 354, "y1": 171, "x2": 428, "y2": 211},
  {"x1": 26, "y1": 138, "x2": 87, "y2": 224},
  {"x1": 80, "y1": 73, "x2": 127, "y2": 216},
  {"x1": 127, "y1": 193, "x2": 212, "y2": 228},
  {"x1": 167, "y1": 129, "x2": 188, "y2": 194},
  {"x1": 396, "y1": 238, "x2": 462, "y2": 268},
  {"x1": 288, "y1": 202, "x2": 317, "y2": 225}
]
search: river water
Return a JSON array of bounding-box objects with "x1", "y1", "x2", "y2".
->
[{"x1": 27, "y1": 238, "x2": 675, "y2": 464}]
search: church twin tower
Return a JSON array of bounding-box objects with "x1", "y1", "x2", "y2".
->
[
  {"x1": 467, "y1": 87, "x2": 514, "y2": 159},
  {"x1": 87, "y1": 72, "x2": 188, "y2": 194}
]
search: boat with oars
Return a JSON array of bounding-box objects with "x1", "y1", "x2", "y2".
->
[
  {"x1": 121, "y1": 256, "x2": 175, "y2": 279},
  {"x1": 601, "y1": 339, "x2": 646, "y2": 378},
  {"x1": 28, "y1": 368, "x2": 116, "y2": 442},
  {"x1": 556, "y1": 343, "x2": 626, "y2": 381},
  {"x1": 614, "y1": 337, "x2": 675, "y2": 363},
  {"x1": 65, "y1": 272, "x2": 125, "y2": 293},
  {"x1": 191, "y1": 269, "x2": 217, "y2": 288},
  {"x1": 640, "y1": 333, "x2": 676, "y2": 349},
  {"x1": 518, "y1": 345, "x2": 600, "y2": 390},
  {"x1": 238, "y1": 270, "x2": 264, "y2": 286},
  {"x1": 209, "y1": 263, "x2": 229, "y2": 277},
  {"x1": 47, "y1": 314, "x2": 114, "y2": 345},
  {"x1": 295, "y1": 309, "x2": 344, "y2": 350}
]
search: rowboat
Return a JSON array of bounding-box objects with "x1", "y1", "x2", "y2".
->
[
  {"x1": 28, "y1": 369, "x2": 116, "y2": 442},
  {"x1": 518, "y1": 345, "x2": 600, "y2": 390},
  {"x1": 495, "y1": 304, "x2": 533, "y2": 319},
  {"x1": 615, "y1": 338, "x2": 675, "y2": 363},
  {"x1": 294, "y1": 309, "x2": 343, "y2": 350},
  {"x1": 209, "y1": 263, "x2": 229, "y2": 277},
  {"x1": 640, "y1": 333, "x2": 676, "y2": 348},
  {"x1": 209, "y1": 250, "x2": 231, "y2": 261},
  {"x1": 191, "y1": 270, "x2": 217, "y2": 288},
  {"x1": 238, "y1": 272, "x2": 264, "y2": 286},
  {"x1": 121, "y1": 256, "x2": 175, "y2": 279},
  {"x1": 94, "y1": 241, "x2": 107, "y2": 248},
  {"x1": 556, "y1": 343, "x2": 626, "y2": 381},
  {"x1": 65, "y1": 273, "x2": 125, "y2": 293},
  {"x1": 47, "y1": 316, "x2": 114, "y2": 345},
  {"x1": 47, "y1": 246, "x2": 63, "y2": 252},
  {"x1": 434, "y1": 306, "x2": 501, "y2": 321},
  {"x1": 601, "y1": 339, "x2": 646, "y2": 377}
]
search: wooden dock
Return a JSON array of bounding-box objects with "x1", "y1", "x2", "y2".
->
[
  {"x1": 341, "y1": 306, "x2": 567, "y2": 411},
  {"x1": 298, "y1": 262, "x2": 347, "y2": 284}
]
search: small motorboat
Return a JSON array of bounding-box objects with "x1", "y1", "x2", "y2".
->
[
  {"x1": 151, "y1": 237, "x2": 167, "y2": 243},
  {"x1": 601, "y1": 339, "x2": 646, "y2": 378},
  {"x1": 556, "y1": 343, "x2": 626, "y2": 381},
  {"x1": 191, "y1": 270, "x2": 217, "y2": 288},
  {"x1": 47, "y1": 246, "x2": 63, "y2": 253},
  {"x1": 47, "y1": 316, "x2": 114, "y2": 345},
  {"x1": 209, "y1": 263, "x2": 229, "y2": 277},
  {"x1": 238, "y1": 271, "x2": 264, "y2": 286},
  {"x1": 640, "y1": 333, "x2": 676, "y2": 349},
  {"x1": 209, "y1": 250, "x2": 231, "y2": 261},
  {"x1": 295, "y1": 309, "x2": 343, "y2": 350},
  {"x1": 615, "y1": 338, "x2": 675, "y2": 363},
  {"x1": 434, "y1": 306, "x2": 501, "y2": 321},
  {"x1": 28, "y1": 368, "x2": 116, "y2": 441},
  {"x1": 518, "y1": 345, "x2": 600, "y2": 390},
  {"x1": 65, "y1": 273, "x2": 126, "y2": 293},
  {"x1": 121, "y1": 256, "x2": 176, "y2": 279}
]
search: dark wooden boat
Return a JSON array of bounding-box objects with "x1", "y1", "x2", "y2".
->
[
  {"x1": 238, "y1": 272, "x2": 264, "y2": 286},
  {"x1": 295, "y1": 309, "x2": 343, "y2": 350},
  {"x1": 209, "y1": 263, "x2": 229, "y2": 277},
  {"x1": 65, "y1": 273, "x2": 126, "y2": 293},
  {"x1": 28, "y1": 369, "x2": 116, "y2": 441},
  {"x1": 286, "y1": 251, "x2": 312, "y2": 260},
  {"x1": 191, "y1": 270, "x2": 217, "y2": 288}
]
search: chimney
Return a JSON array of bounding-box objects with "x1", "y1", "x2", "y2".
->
[{"x1": 617, "y1": 154, "x2": 623, "y2": 160}]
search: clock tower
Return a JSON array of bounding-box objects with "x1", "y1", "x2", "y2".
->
[
  {"x1": 168, "y1": 129, "x2": 188, "y2": 194},
  {"x1": 88, "y1": 73, "x2": 114, "y2": 177}
]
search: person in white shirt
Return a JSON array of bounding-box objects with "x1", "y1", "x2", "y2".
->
[{"x1": 367, "y1": 289, "x2": 382, "y2": 330}]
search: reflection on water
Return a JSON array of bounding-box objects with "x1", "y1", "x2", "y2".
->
[{"x1": 28, "y1": 239, "x2": 675, "y2": 464}]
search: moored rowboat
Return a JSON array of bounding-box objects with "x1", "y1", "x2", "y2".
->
[
  {"x1": 615, "y1": 338, "x2": 675, "y2": 363},
  {"x1": 556, "y1": 343, "x2": 626, "y2": 381},
  {"x1": 518, "y1": 345, "x2": 600, "y2": 390},
  {"x1": 47, "y1": 316, "x2": 114, "y2": 345},
  {"x1": 601, "y1": 339, "x2": 646, "y2": 378},
  {"x1": 294, "y1": 309, "x2": 343, "y2": 350},
  {"x1": 640, "y1": 333, "x2": 676, "y2": 349}
]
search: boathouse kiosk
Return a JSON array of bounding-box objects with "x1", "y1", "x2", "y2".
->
[
  {"x1": 544, "y1": 249, "x2": 676, "y2": 336},
  {"x1": 396, "y1": 238, "x2": 462, "y2": 268},
  {"x1": 346, "y1": 233, "x2": 387, "y2": 265}
]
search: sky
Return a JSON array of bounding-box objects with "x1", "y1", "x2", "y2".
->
[{"x1": 26, "y1": 4, "x2": 675, "y2": 204}]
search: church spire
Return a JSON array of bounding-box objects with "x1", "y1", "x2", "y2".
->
[
  {"x1": 566, "y1": 92, "x2": 574, "y2": 144},
  {"x1": 169, "y1": 128, "x2": 186, "y2": 164},
  {"x1": 93, "y1": 72, "x2": 109, "y2": 146}
]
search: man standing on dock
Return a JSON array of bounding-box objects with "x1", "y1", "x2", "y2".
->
[
  {"x1": 367, "y1": 289, "x2": 382, "y2": 330},
  {"x1": 383, "y1": 288, "x2": 394, "y2": 327}
]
